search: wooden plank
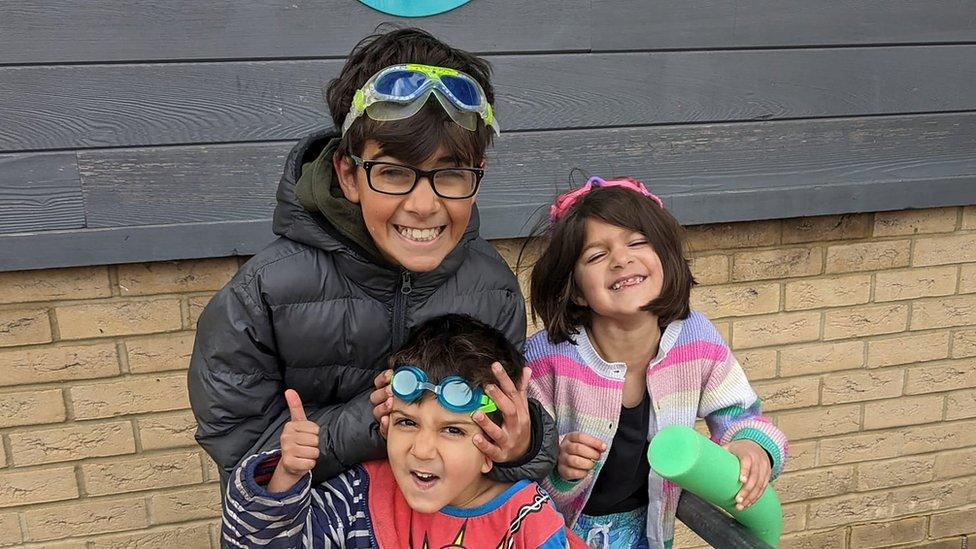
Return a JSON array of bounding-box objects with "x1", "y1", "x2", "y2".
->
[
  {"x1": 593, "y1": 1, "x2": 976, "y2": 50},
  {"x1": 0, "y1": 153, "x2": 83, "y2": 234},
  {"x1": 6, "y1": 46, "x2": 976, "y2": 151},
  {"x1": 76, "y1": 112, "x2": 976, "y2": 231},
  {"x1": 0, "y1": 0, "x2": 589, "y2": 65}
]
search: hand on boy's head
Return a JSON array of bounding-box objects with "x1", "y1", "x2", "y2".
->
[
  {"x1": 723, "y1": 439, "x2": 772, "y2": 510},
  {"x1": 557, "y1": 432, "x2": 606, "y2": 481},
  {"x1": 279, "y1": 389, "x2": 321, "y2": 477},
  {"x1": 370, "y1": 369, "x2": 394, "y2": 438},
  {"x1": 471, "y1": 364, "x2": 532, "y2": 463}
]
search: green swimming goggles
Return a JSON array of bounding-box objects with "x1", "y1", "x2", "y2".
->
[
  {"x1": 340, "y1": 63, "x2": 501, "y2": 137},
  {"x1": 391, "y1": 365, "x2": 498, "y2": 415}
]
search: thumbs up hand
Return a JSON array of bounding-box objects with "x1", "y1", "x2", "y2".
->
[{"x1": 267, "y1": 389, "x2": 320, "y2": 492}]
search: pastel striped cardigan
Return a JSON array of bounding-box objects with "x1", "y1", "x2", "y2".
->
[{"x1": 526, "y1": 310, "x2": 788, "y2": 549}]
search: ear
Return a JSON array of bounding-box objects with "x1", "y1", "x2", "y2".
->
[
  {"x1": 481, "y1": 451, "x2": 494, "y2": 475},
  {"x1": 333, "y1": 152, "x2": 361, "y2": 204}
]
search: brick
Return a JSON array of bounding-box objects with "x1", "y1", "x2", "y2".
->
[
  {"x1": 824, "y1": 303, "x2": 909, "y2": 340},
  {"x1": 934, "y1": 447, "x2": 976, "y2": 479},
  {"x1": 0, "y1": 308, "x2": 51, "y2": 347},
  {"x1": 151, "y1": 485, "x2": 222, "y2": 523},
  {"x1": 785, "y1": 441, "x2": 817, "y2": 471},
  {"x1": 783, "y1": 213, "x2": 873, "y2": 244},
  {"x1": 780, "y1": 503, "x2": 806, "y2": 534},
  {"x1": 91, "y1": 522, "x2": 213, "y2": 549},
  {"x1": 946, "y1": 389, "x2": 976, "y2": 420},
  {"x1": 125, "y1": 332, "x2": 194, "y2": 373},
  {"x1": 117, "y1": 258, "x2": 237, "y2": 296},
  {"x1": 930, "y1": 509, "x2": 976, "y2": 537},
  {"x1": 0, "y1": 512, "x2": 22, "y2": 545},
  {"x1": 735, "y1": 349, "x2": 777, "y2": 380},
  {"x1": 0, "y1": 343, "x2": 119, "y2": 386},
  {"x1": 70, "y1": 374, "x2": 188, "y2": 419},
  {"x1": 850, "y1": 517, "x2": 927, "y2": 548},
  {"x1": 821, "y1": 368, "x2": 904, "y2": 404},
  {"x1": 905, "y1": 419, "x2": 976, "y2": 455},
  {"x1": 807, "y1": 491, "x2": 892, "y2": 528},
  {"x1": 819, "y1": 428, "x2": 906, "y2": 465},
  {"x1": 780, "y1": 340, "x2": 864, "y2": 377},
  {"x1": 713, "y1": 320, "x2": 731, "y2": 343},
  {"x1": 877, "y1": 266, "x2": 958, "y2": 302},
  {"x1": 82, "y1": 451, "x2": 202, "y2": 496},
  {"x1": 826, "y1": 239, "x2": 911, "y2": 273},
  {"x1": 954, "y1": 329, "x2": 976, "y2": 358},
  {"x1": 889, "y1": 478, "x2": 972, "y2": 517},
  {"x1": 24, "y1": 496, "x2": 148, "y2": 541},
  {"x1": 672, "y1": 522, "x2": 709, "y2": 549},
  {"x1": 690, "y1": 282, "x2": 780, "y2": 318},
  {"x1": 857, "y1": 455, "x2": 936, "y2": 491},
  {"x1": 874, "y1": 208, "x2": 959, "y2": 236},
  {"x1": 9, "y1": 421, "x2": 135, "y2": 466},
  {"x1": 784, "y1": 274, "x2": 871, "y2": 311},
  {"x1": 961, "y1": 264, "x2": 976, "y2": 294},
  {"x1": 138, "y1": 410, "x2": 198, "y2": 450},
  {"x1": 780, "y1": 528, "x2": 846, "y2": 549},
  {"x1": 869, "y1": 331, "x2": 950, "y2": 368},
  {"x1": 776, "y1": 404, "x2": 861, "y2": 440},
  {"x1": 56, "y1": 299, "x2": 182, "y2": 339},
  {"x1": 187, "y1": 295, "x2": 212, "y2": 330},
  {"x1": 684, "y1": 219, "x2": 780, "y2": 252},
  {"x1": 753, "y1": 377, "x2": 820, "y2": 412},
  {"x1": 906, "y1": 359, "x2": 976, "y2": 395},
  {"x1": 864, "y1": 394, "x2": 944, "y2": 429},
  {"x1": 0, "y1": 466, "x2": 78, "y2": 508},
  {"x1": 731, "y1": 247, "x2": 822, "y2": 282},
  {"x1": 732, "y1": 312, "x2": 820, "y2": 349},
  {"x1": 913, "y1": 295, "x2": 976, "y2": 330},
  {"x1": 203, "y1": 454, "x2": 220, "y2": 483},
  {"x1": 777, "y1": 466, "x2": 855, "y2": 503},
  {"x1": 905, "y1": 539, "x2": 970, "y2": 549},
  {"x1": 0, "y1": 266, "x2": 111, "y2": 304},
  {"x1": 688, "y1": 254, "x2": 729, "y2": 285},
  {"x1": 964, "y1": 206, "x2": 976, "y2": 229},
  {"x1": 0, "y1": 388, "x2": 66, "y2": 428},
  {"x1": 914, "y1": 234, "x2": 976, "y2": 266}
]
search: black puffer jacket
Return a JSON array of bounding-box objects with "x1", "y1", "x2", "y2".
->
[{"x1": 188, "y1": 129, "x2": 557, "y2": 487}]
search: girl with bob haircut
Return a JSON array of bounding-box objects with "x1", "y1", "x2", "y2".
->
[{"x1": 523, "y1": 177, "x2": 788, "y2": 549}]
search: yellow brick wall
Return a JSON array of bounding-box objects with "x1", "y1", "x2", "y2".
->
[{"x1": 0, "y1": 206, "x2": 973, "y2": 548}]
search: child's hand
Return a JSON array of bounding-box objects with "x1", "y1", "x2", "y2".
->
[
  {"x1": 556, "y1": 432, "x2": 606, "y2": 481},
  {"x1": 268, "y1": 390, "x2": 320, "y2": 492},
  {"x1": 471, "y1": 364, "x2": 532, "y2": 463},
  {"x1": 724, "y1": 439, "x2": 772, "y2": 510},
  {"x1": 369, "y1": 369, "x2": 394, "y2": 438}
]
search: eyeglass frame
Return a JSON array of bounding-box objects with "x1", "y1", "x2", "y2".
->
[{"x1": 349, "y1": 154, "x2": 484, "y2": 199}]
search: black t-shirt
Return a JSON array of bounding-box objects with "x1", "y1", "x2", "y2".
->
[{"x1": 582, "y1": 392, "x2": 652, "y2": 515}]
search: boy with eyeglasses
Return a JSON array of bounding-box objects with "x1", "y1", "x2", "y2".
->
[
  {"x1": 223, "y1": 315, "x2": 585, "y2": 548},
  {"x1": 188, "y1": 27, "x2": 557, "y2": 496}
]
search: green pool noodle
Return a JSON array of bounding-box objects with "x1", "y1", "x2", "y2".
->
[{"x1": 648, "y1": 425, "x2": 782, "y2": 547}]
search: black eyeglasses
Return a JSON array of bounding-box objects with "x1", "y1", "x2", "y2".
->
[{"x1": 349, "y1": 155, "x2": 483, "y2": 199}]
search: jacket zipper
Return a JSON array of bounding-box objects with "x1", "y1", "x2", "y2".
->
[{"x1": 391, "y1": 270, "x2": 412, "y2": 351}]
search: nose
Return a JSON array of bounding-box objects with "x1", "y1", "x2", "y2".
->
[
  {"x1": 401, "y1": 175, "x2": 441, "y2": 218},
  {"x1": 409, "y1": 428, "x2": 438, "y2": 461},
  {"x1": 609, "y1": 245, "x2": 634, "y2": 269}
]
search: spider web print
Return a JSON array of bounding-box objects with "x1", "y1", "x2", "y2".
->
[{"x1": 495, "y1": 487, "x2": 552, "y2": 549}]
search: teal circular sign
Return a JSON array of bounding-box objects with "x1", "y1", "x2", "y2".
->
[{"x1": 357, "y1": 0, "x2": 471, "y2": 17}]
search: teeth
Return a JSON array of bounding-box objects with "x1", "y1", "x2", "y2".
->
[
  {"x1": 611, "y1": 276, "x2": 645, "y2": 291},
  {"x1": 414, "y1": 472, "x2": 436, "y2": 480},
  {"x1": 399, "y1": 226, "x2": 442, "y2": 242}
]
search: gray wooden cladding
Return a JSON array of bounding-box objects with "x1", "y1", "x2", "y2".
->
[
  {"x1": 2, "y1": 0, "x2": 976, "y2": 272},
  {"x1": 6, "y1": 46, "x2": 976, "y2": 151}
]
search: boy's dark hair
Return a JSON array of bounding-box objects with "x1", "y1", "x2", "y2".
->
[
  {"x1": 529, "y1": 186, "x2": 695, "y2": 344},
  {"x1": 326, "y1": 27, "x2": 495, "y2": 167},
  {"x1": 387, "y1": 314, "x2": 524, "y2": 395}
]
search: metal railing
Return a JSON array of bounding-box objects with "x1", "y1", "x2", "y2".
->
[{"x1": 676, "y1": 491, "x2": 775, "y2": 549}]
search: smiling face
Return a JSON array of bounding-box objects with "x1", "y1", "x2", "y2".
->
[
  {"x1": 386, "y1": 395, "x2": 496, "y2": 514},
  {"x1": 335, "y1": 140, "x2": 478, "y2": 272},
  {"x1": 572, "y1": 217, "x2": 665, "y2": 323}
]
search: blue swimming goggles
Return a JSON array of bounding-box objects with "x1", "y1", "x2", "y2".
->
[
  {"x1": 341, "y1": 63, "x2": 501, "y2": 137},
  {"x1": 391, "y1": 365, "x2": 498, "y2": 414}
]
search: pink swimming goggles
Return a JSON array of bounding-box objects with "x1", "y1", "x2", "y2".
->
[{"x1": 548, "y1": 176, "x2": 664, "y2": 225}]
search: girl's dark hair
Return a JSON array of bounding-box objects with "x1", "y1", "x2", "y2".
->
[
  {"x1": 387, "y1": 314, "x2": 524, "y2": 393},
  {"x1": 528, "y1": 186, "x2": 695, "y2": 345},
  {"x1": 326, "y1": 27, "x2": 494, "y2": 166}
]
